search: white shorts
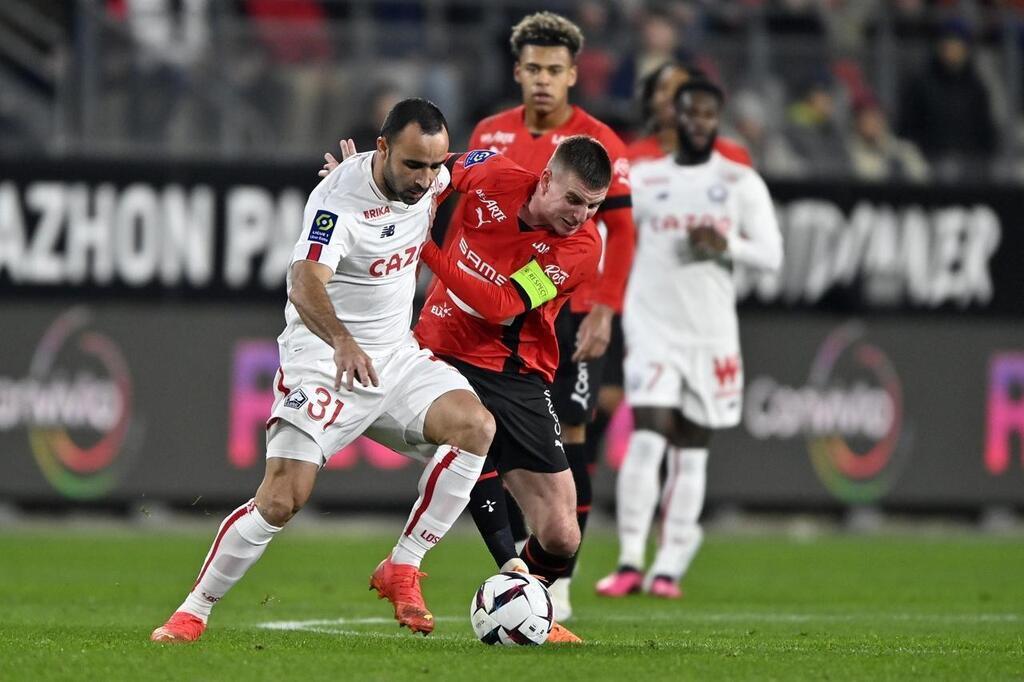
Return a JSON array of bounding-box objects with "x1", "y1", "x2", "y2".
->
[
  {"x1": 265, "y1": 340, "x2": 475, "y2": 466},
  {"x1": 624, "y1": 342, "x2": 743, "y2": 429}
]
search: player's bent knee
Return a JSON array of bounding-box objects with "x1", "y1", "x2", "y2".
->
[
  {"x1": 255, "y1": 491, "x2": 305, "y2": 527},
  {"x1": 537, "y1": 517, "x2": 581, "y2": 557},
  {"x1": 450, "y1": 405, "x2": 495, "y2": 454}
]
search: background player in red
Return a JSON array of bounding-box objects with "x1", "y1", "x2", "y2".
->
[{"x1": 450, "y1": 11, "x2": 634, "y2": 622}]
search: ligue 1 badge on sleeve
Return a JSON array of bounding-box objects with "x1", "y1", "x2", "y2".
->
[
  {"x1": 463, "y1": 150, "x2": 496, "y2": 168},
  {"x1": 308, "y1": 209, "x2": 338, "y2": 245}
]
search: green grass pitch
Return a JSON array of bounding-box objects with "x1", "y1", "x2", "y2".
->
[{"x1": 1, "y1": 525, "x2": 1021, "y2": 680}]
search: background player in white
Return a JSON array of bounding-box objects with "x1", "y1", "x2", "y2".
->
[
  {"x1": 597, "y1": 79, "x2": 783, "y2": 599},
  {"x1": 151, "y1": 99, "x2": 494, "y2": 642}
]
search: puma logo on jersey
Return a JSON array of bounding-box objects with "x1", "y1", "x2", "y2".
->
[{"x1": 474, "y1": 207, "x2": 492, "y2": 229}]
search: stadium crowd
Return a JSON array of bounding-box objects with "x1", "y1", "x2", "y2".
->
[{"x1": 5, "y1": 0, "x2": 1024, "y2": 183}]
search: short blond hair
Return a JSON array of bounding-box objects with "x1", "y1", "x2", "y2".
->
[{"x1": 509, "y1": 11, "x2": 584, "y2": 60}]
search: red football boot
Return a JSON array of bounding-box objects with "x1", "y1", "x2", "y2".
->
[
  {"x1": 369, "y1": 555, "x2": 434, "y2": 635},
  {"x1": 150, "y1": 611, "x2": 206, "y2": 643}
]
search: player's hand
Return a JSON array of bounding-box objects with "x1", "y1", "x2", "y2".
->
[
  {"x1": 332, "y1": 335, "x2": 380, "y2": 391},
  {"x1": 688, "y1": 225, "x2": 727, "y2": 260},
  {"x1": 318, "y1": 139, "x2": 359, "y2": 177},
  {"x1": 572, "y1": 303, "x2": 613, "y2": 362}
]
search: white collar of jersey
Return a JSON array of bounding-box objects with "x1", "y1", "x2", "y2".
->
[{"x1": 673, "y1": 150, "x2": 721, "y2": 170}]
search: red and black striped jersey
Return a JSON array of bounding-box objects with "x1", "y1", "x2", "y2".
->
[
  {"x1": 448, "y1": 105, "x2": 634, "y2": 313},
  {"x1": 416, "y1": 150, "x2": 601, "y2": 383}
]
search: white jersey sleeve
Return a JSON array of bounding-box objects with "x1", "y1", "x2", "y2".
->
[
  {"x1": 727, "y1": 171, "x2": 783, "y2": 273},
  {"x1": 290, "y1": 166, "x2": 362, "y2": 272}
]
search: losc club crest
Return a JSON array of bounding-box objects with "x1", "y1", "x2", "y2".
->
[
  {"x1": 8, "y1": 308, "x2": 136, "y2": 499},
  {"x1": 707, "y1": 183, "x2": 728, "y2": 203}
]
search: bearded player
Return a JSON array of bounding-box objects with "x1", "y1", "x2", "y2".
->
[
  {"x1": 151, "y1": 100, "x2": 495, "y2": 642},
  {"x1": 596, "y1": 79, "x2": 782, "y2": 599}
]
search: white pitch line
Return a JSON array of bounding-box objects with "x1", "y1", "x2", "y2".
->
[{"x1": 257, "y1": 610, "x2": 1020, "y2": 635}]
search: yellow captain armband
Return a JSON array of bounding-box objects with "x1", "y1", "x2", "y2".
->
[{"x1": 510, "y1": 259, "x2": 558, "y2": 309}]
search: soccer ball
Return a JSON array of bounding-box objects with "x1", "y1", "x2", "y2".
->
[{"x1": 470, "y1": 572, "x2": 553, "y2": 645}]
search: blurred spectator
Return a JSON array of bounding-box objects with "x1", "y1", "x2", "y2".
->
[
  {"x1": 897, "y1": 19, "x2": 997, "y2": 180},
  {"x1": 574, "y1": 0, "x2": 618, "y2": 104},
  {"x1": 816, "y1": 0, "x2": 879, "y2": 56},
  {"x1": 726, "y1": 89, "x2": 805, "y2": 177},
  {"x1": 349, "y1": 83, "x2": 404, "y2": 153},
  {"x1": 610, "y1": 9, "x2": 690, "y2": 101},
  {"x1": 783, "y1": 72, "x2": 850, "y2": 176},
  {"x1": 847, "y1": 93, "x2": 929, "y2": 182},
  {"x1": 121, "y1": 0, "x2": 211, "y2": 147},
  {"x1": 245, "y1": 0, "x2": 336, "y2": 150}
]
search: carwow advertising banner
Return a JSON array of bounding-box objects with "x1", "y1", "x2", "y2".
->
[{"x1": 1, "y1": 305, "x2": 1019, "y2": 509}]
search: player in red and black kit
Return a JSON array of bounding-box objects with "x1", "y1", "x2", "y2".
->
[
  {"x1": 447, "y1": 11, "x2": 634, "y2": 621},
  {"x1": 421, "y1": 136, "x2": 611, "y2": 643}
]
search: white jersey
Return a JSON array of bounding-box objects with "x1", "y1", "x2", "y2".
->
[
  {"x1": 625, "y1": 152, "x2": 782, "y2": 349},
  {"x1": 280, "y1": 151, "x2": 450, "y2": 358}
]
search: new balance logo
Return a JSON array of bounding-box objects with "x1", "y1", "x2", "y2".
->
[
  {"x1": 380, "y1": 224, "x2": 396, "y2": 238},
  {"x1": 713, "y1": 356, "x2": 740, "y2": 386}
]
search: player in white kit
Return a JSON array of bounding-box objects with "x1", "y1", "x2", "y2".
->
[
  {"x1": 596, "y1": 79, "x2": 782, "y2": 599},
  {"x1": 151, "y1": 100, "x2": 494, "y2": 642}
]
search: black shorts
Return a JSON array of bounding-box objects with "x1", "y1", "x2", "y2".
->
[
  {"x1": 602, "y1": 314, "x2": 625, "y2": 389},
  {"x1": 551, "y1": 308, "x2": 612, "y2": 425},
  {"x1": 442, "y1": 357, "x2": 567, "y2": 474}
]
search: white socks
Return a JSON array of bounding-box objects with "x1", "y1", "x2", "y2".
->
[
  {"x1": 615, "y1": 430, "x2": 668, "y2": 569},
  {"x1": 650, "y1": 447, "x2": 707, "y2": 580},
  {"x1": 179, "y1": 499, "x2": 282, "y2": 622},
  {"x1": 392, "y1": 445, "x2": 485, "y2": 567}
]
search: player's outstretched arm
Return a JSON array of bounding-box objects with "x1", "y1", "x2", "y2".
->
[
  {"x1": 289, "y1": 260, "x2": 380, "y2": 390},
  {"x1": 420, "y1": 241, "x2": 540, "y2": 323}
]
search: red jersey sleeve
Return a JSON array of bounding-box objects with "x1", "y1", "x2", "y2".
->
[
  {"x1": 419, "y1": 227, "x2": 599, "y2": 324},
  {"x1": 419, "y1": 239, "x2": 530, "y2": 323},
  {"x1": 590, "y1": 129, "x2": 636, "y2": 311}
]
